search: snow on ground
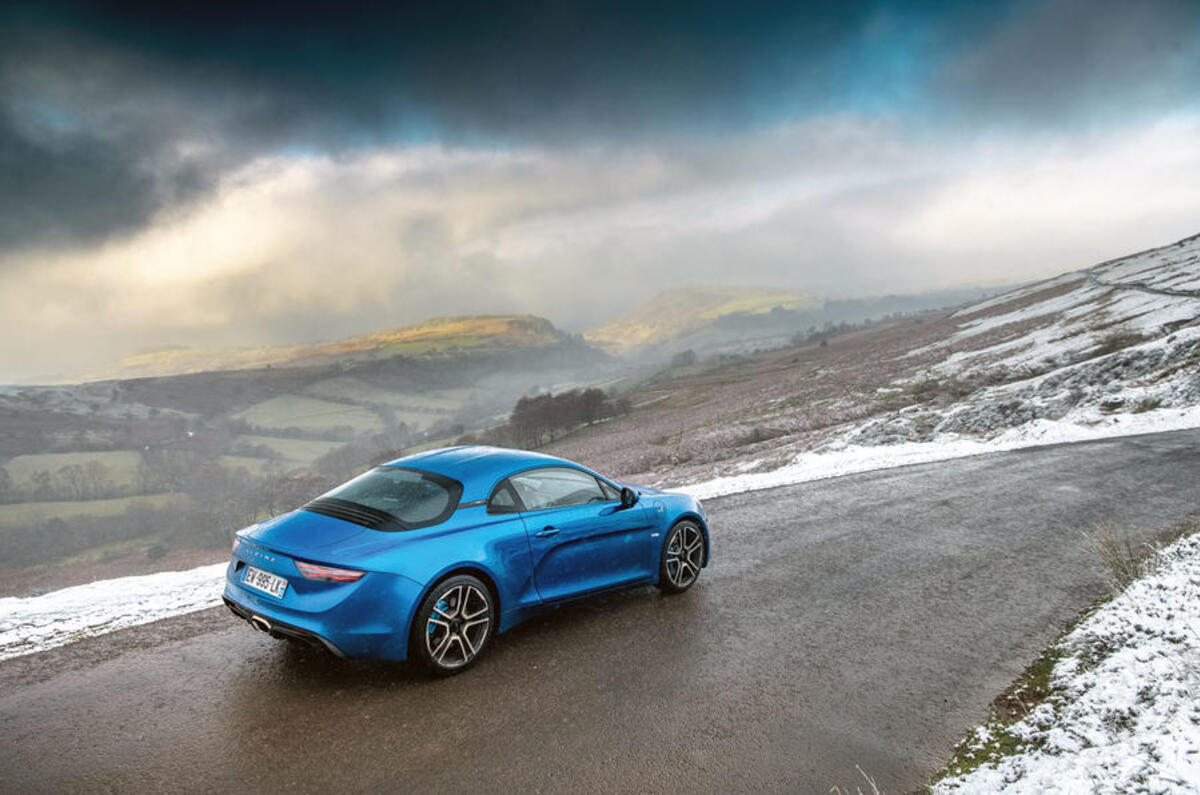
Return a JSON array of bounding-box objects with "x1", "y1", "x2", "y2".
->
[
  {"x1": 945, "y1": 273, "x2": 1097, "y2": 343},
  {"x1": 934, "y1": 531, "x2": 1200, "y2": 793},
  {"x1": 930, "y1": 285, "x2": 1198, "y2": 382},
  {"x1": 0, "y1": 563, "x2": 226, "y2": 662},
  {"x1": 679, "y1": 404, "x2": 1200, "y2": 501},
  {"x1": 1096, "y1": 236, "x2": 1200, "y2": 293},
  {"x1": 953, "y1": 272, "x2": 1085, "y2": 318}
]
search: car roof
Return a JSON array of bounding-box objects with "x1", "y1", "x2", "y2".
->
[{"x1": 382, "y1": 445, "x2": 590, "y2": 500}]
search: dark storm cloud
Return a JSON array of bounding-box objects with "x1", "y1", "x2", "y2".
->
[
  {"x1": 0, "y1": 0, "x2": 937, "y2": 252},
  {"x1": 0, "y1": 105, "x2": 220, "y2": 249},
  {"x1": 0, "y1": 0, "x2": 1197, "y2": 254},
  {"x1": 939, "y1": 0, "x2": 1200, "y2": 124},
  {"x1": 5, "y1": 1, "x2": 880, "y2": 135}
]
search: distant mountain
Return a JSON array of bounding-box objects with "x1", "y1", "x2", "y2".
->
[
  {"x1": 82, "y1": 315, "x2": 571, "y2": 381},
  {"x1": 584, "y1": 286, "x2": 817, "y2": 355},
  {"x1": 582, "y1": 284, "x2": 1003, "y2": 358}
]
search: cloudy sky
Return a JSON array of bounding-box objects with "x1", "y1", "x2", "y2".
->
[{"x1": 1, "y1": 0, "x2": 1199, "y2": 381}]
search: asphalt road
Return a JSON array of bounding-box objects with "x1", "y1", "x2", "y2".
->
[{"x1": 2, "y1": 429, "x2": 1199, "y2": 793}]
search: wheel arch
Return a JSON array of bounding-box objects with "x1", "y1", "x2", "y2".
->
[
  {"x1": 407, "y1": 563, "x2": 504, "y2": 642},
  {"x1": 674, "y1": 511, "x2": 710, "y2": 566}
]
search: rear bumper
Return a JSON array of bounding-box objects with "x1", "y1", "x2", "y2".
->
[
  {"x1": 223, "y1": 596, "x2": 347, "y2": 657},
  {"x1": 223, "y1": 557, "x2": 425, "y2": 660}
]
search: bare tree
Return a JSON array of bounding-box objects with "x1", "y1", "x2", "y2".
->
[
  {"x1": 56, "y1": 464, "x2": 87, "y2": 501},
  {"x1": 31, "y1": 470, "x2": 53, "y2": 501},
  {"x1": 82, "y1": 461, "x2": 111, "y2": 499}
]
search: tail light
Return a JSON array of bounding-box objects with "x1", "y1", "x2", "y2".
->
[{"x1": 295, "y1": 560, "x2": 366, "y2": 582}]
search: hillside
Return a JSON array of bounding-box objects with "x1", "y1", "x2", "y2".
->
[
  {"x1": 0, "y1": 314, "x2": 608, "y2": 462},
  {"x1": 583, "y1": 286, "x2": 816, "y2": 355},
  {"x1": 544, "y1": 232, "x2": 1200, "y2": 488},
  {"x1": 850, "y1": 232, "x2": 1200, "y2": 443},
  {"x1": 82, "y1": 315, "x2": 568, "y2": 381}
]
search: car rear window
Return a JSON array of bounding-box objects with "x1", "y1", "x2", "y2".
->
[{"x1": 304, "y1": 466, "x2": 462, "y2": 531}]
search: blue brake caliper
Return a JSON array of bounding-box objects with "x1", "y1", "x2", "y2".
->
[{"x1": 429, "y1": 600, "x2": 449, "y2": 634}]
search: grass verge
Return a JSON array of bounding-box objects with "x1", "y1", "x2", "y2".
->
[
  {"x1": 935, "y1": 644, "x2": 1069, "y2": 780},
  {"x1": 932, "y1": 518, "x2": 1200, "y2": 788}
]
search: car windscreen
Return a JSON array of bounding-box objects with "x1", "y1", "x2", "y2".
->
[{"x1": 304, "y1": 466, "x2": 462, "y2": 531}]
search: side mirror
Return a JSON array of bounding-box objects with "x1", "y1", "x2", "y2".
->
[{"x1": 620, "y1": 486, "x2": 639, "y2": 509}]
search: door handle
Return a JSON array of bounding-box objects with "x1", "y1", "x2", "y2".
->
[{"x1": 535, "y1": 525, "x2": 559, "y2": 537}]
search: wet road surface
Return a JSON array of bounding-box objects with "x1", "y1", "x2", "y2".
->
[{"x1": 2, "y1": 429, "x2": 1199, "y2": 793}]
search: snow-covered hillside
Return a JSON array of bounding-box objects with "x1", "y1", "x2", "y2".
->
[{"x1": 843, "y1": 234, "x2": 1200, "y2": 447}]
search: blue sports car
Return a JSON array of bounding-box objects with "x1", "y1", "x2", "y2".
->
[{"x1": 224, "y1": 445, "x2": 709, "y2": 673}]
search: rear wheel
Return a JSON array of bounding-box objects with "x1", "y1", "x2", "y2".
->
[
  {"x1": 410, "y1": 575, "x2": 494, "y2": 674},
  {"x1": 657, "y1": 520, "x2": 705, "y2": 593}
]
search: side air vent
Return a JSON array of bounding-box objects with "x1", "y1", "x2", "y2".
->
[{"x1": 302, "y1": 497, "x2": 408, "y2": 532}]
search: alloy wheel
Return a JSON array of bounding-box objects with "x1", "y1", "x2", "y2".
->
[
  {"x1": 665, "y1": 523, "x2": 704, "y2": 589},
  {"x1": 425, "y1": 583, "x2": 491, "y2": 669}
]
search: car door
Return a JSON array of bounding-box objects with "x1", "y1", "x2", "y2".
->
[{"x1": 503, "y1": 467, "x2": 652, "y2": 602}]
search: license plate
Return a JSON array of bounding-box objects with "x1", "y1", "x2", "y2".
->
[{"x1": 243, "y1": 565, "x2": 288, "y2": 598}]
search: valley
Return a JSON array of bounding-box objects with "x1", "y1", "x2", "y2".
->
[{"x1": 2, "y1": 235, "x2": 1196, "y2": 598}]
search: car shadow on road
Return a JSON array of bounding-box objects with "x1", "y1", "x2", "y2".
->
[
  {"x1": 213, "y1": 584, "x2": 710, "y2": 789},
  {"x1": 239, "y1": 583, "x2": 706, "y2": 691}
]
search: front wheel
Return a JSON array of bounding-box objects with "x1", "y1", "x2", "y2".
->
[
  {"x1": 657, "y1": 520, "x2": 705, "y2": 593},
  {"x1": 410, "y1": 575, "x2": 494, "y2": 674}
]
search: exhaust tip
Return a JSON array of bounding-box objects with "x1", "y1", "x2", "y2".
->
[{"x1": 250, "y1": 616, "x2": 272, "y2": 633}]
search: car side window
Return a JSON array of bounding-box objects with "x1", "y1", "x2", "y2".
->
[
  {"x1": 487, "y1": 480, "x2": 521, "y2": 514},
  {"x1": 598, "y1": 479, "x2": 620, "y2": 501},
  {"x1": 509, "y1": 467, "x2": 606, "y2": 511}
]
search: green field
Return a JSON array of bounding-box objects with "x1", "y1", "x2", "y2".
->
[
  {"x1": 425, "y1": 388, "x2": 477, "y2": 405},
  {"x1": 304, "y1": 377, "x2": 469, "y2": 411},
  {"x1": 218, "y1": 455, "x2": 278, "y2": 476},
  {"x1": 2, "y1": 451, "x2": 144, "y2": 488},
  {"x1": 0, "y1": 493, "x2": 189, "y2": 528},
  {"x1": 51, "y1": 533, "x2": 163, "y2": 567},
  {"x1": 236, "y1": 435, "x2": 345, "y2": 465},
  {"x1": 230, "y1": 394, "x2": 384, "y2": 434},
  {"x1": 300, "y1": 379, "x2": 469, "y2": 430}
]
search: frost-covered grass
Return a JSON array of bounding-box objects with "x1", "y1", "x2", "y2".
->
[{"x1": 934, "y1": 529, "x2": 1200, "y2": 793}]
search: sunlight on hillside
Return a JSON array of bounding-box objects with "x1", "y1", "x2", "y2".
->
[
  {"x1": 584, "y1": 286, "x2": 816, "y2": 353},
  {"x1": 82, "y1": 315, "x2": 565, "y2": 381}
]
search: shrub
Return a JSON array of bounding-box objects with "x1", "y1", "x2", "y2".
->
[
  {"x1": 670, "y1": 349, "x2": 697, "y2": 368},
  {"x1": 1085, "y1": 525, "x2": 1158, "y2": 591}
]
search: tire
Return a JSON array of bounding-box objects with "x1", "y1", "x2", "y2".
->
[
  {"x1": 410, "y1": 574, "x2": 495, "y2": 675},
  {"x1": 657, "y1": 520, "x2": 705, "y2": 593}
]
